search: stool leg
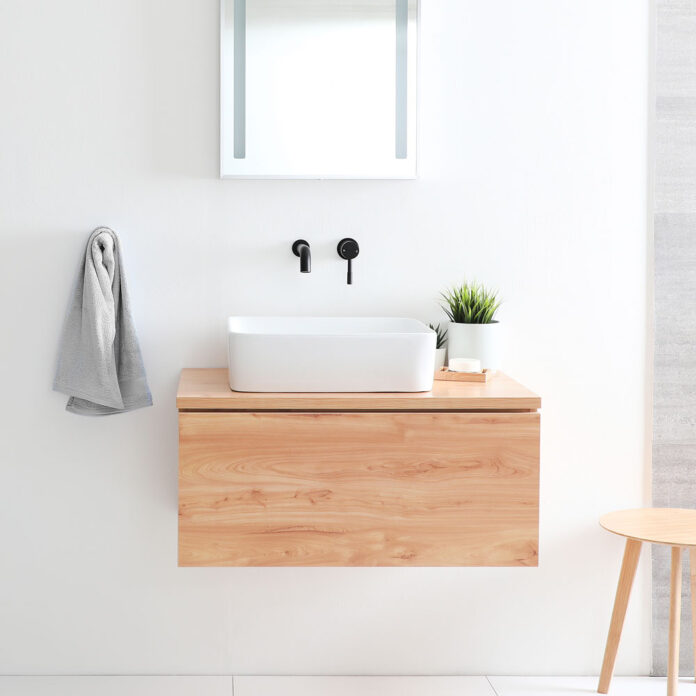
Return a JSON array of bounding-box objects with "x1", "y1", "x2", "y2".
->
[
  {"x1": 598, "y1": 538, "x2": 642, "y2": 694},
  {"x1": 690, "y1": 548, "x2": 696, "y2": 683},
  {"x1": 669, "y1": 546, "x2": 683, "y2": 696}
]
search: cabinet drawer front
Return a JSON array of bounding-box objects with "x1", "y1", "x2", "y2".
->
[{"x1": 179, "y1": 412, "x2": 540, "y2": 567}]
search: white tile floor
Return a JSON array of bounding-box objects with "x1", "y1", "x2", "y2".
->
[
  {"x1": 1, "y1": 676, "x2": 695, "y2": 696},
  {"x1": 0, "y1": 676, "x2": 232, "y2": 696},
  {"x1": 490, "y1": 676, "x2": 696, "y2": 695},
  {"x1": 235, "y1": 676, "x2": 493, "y2": 696}
]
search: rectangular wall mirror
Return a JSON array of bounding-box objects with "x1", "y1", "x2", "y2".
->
[{"x1": 220, "y1": 0, "x2": 418, "y2": 179}]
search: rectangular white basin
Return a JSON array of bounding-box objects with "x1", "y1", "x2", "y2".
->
[{"x1": 228, "y1": 316, "x2": 435, "y2": 392}]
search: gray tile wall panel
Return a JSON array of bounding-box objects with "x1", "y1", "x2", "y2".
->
[{"x1": 654, "y1": 0, "x2": 696, "y2": 676}]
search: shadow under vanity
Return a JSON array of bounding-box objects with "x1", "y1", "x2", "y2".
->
[{"x1": 177, "y1": 369, "x2": 541, "y2": 567}]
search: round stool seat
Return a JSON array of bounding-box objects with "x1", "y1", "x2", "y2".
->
[{"x1": 600, "y1": 508, "x2": 696, "y2": 547}]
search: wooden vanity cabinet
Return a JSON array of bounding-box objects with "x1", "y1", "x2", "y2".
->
[{"x1": 177, "y1": 369, "x2": 541, "y2": 567}]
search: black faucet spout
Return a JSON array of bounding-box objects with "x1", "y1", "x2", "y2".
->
[{"x1": 292, "y1": 239, "x2": 311, "y2": 273}]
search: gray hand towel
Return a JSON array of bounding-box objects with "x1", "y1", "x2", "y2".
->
[{"x1": 53, "y1": 227, "x2": 153, "y2": 416}]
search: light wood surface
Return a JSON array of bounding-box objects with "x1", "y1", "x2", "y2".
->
[
  {"x1": 598, "y1": 509, "x2": 696, "y2": 695},
  {"x1": 176, "y1": 368, "x2": 541, "y2": 412},
  {"x1": 597, "y1": 539, "x2": 642, "y2": 694},
  {"x1": 178, "y1": 411, "x2": 540, "y2": 567},
  {"x1": 668, "y1": 547, "x2": 682, "y2": 696},
  {"x1": 600, "y1": 508, "x2": 696, "y2": 547},
  {"x1": 691, "y1": 548, "x2": 696, "y2": 684},
  {"x1": 433, "y1": 368, "x2": 491, "y2": 383}
]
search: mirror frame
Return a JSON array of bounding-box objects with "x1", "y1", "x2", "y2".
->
[{"x1": 220, "y1": 0, "x2": 418, "y2": 179}]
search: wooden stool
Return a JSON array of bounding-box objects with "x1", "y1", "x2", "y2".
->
[{"x1": 598, "y1": 508, "x2": 696, "y2": 696}]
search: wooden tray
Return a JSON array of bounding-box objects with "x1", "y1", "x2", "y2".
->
[{"x1": 434, "y1": 368, "x2": 494, "y2": 383}]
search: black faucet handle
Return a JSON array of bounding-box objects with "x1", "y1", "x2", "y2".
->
[{"x1": 337, "y1": 238, "x2": 359, "y2": 285}]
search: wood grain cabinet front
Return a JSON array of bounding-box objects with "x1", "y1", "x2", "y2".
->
[{"x1": 178, "y1": 410, "x2": 540, "y2": 567}]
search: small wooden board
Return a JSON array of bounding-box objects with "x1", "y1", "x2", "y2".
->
[{"x1": 434, "y1": 368, "x2": 493, "y2": 383}]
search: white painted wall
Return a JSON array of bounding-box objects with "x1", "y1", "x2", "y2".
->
[{"x1": 0, "y1": 0, "x2": 650, "y2": 676}]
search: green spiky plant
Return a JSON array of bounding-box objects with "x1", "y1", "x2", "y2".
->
[
  {"x1": 440, "y1": 282, "x2": 501, "y2": 324},
  {"x1": 428, "y1": 323, "x2": 448, "y2": 349}
]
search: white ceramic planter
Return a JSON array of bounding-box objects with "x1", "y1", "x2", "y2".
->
[
  {"x1": 434, "y1": 347, "x2": 447, "y2": 372},
  {"x1": 447, "y1": 321, "x2": 502, "y2": 371}
]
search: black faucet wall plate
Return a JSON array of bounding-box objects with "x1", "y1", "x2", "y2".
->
[{"x1": 337, "y1": 238, "x2": 359, "y2": 285}]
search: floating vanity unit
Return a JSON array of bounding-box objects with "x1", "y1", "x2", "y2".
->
[{"x1": 177, "y1": 368, "x2": 541, "y2": 567}]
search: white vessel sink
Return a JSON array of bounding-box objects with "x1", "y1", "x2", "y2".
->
[{"x1": 228, "y1": 316, "x2": 435, "y2": 392}]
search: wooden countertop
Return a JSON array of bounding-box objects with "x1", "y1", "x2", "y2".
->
[{"x1": 177, "y1": 368, "x2": 541, "y2": 412}]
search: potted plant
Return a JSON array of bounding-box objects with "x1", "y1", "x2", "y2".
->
[
  {"x1": 440, "y1": 282, "x2": 502, "y2": 370},
  {"x1": 428, "y1": 323, "x2": 448, "y2": 371}
]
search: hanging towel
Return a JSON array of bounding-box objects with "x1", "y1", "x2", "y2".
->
[{"x1": 53, "y1": 227, "x2": 152, "y2": 416}]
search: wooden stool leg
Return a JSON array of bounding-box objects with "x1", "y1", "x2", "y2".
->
[
  {"x1": 598, "y1": 538, "x2": 642, "y2": 694},
  {"x1": 669, "y1": 546, "x2": 683, "y2": 696},
  {"x1": 690, "y1": 548, "x2": 696, "y2": 684}
]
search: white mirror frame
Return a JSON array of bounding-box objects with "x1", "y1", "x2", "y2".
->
[{"x1": 220, "y1": 0, "x2": 418, "y2": 179}]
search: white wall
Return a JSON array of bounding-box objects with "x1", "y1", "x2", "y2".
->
[{"x1": 0, "y1": 0, "x2": 650, "y2": 676}]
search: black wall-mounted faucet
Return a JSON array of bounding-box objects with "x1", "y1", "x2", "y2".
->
[
  {"x1": 337, "y1": 238, "x2": 359, "y2": 284},
  {"x1": 292, "y1": 239, "x2": 311, "y2": 273}
]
